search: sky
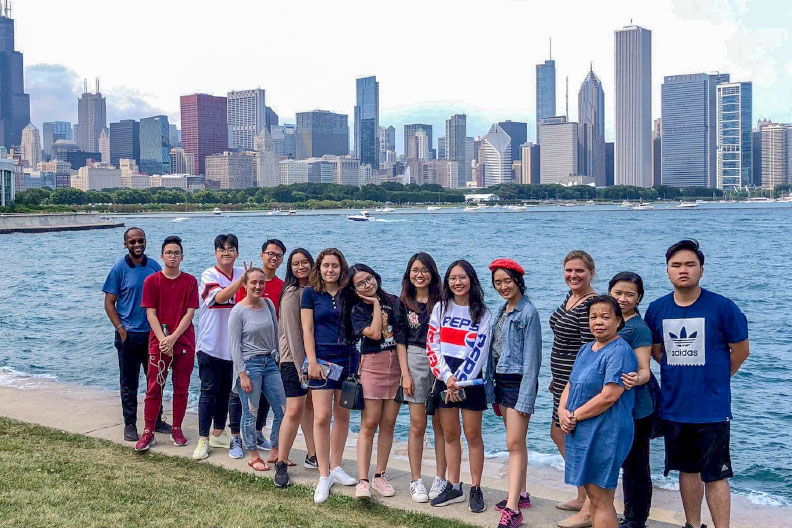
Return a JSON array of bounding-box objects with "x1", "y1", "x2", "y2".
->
[{"x1": 16, "y1": 0, "x2": 792, "y2": 153}]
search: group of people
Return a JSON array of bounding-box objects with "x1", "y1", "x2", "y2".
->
[{"x1": 103, "y1": 229, "x2": 749, "y2": 528}]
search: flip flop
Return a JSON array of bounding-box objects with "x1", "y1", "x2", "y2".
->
[
  {"x1": 556, "y1": 519, "x2": 592, "y2": 528},
  {"x1": 248, "y1": 458, "x2": 269, "y2": 472},
  {"x1": 286, "y1": 458, "x2": 296, "y2": 467},
  {"x1": 555, "y1": 500, "x2": 584, "y2": 511}
]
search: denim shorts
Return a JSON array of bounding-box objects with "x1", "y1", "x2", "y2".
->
[{"x1": 494, "y1": 373, "x2": 522, "y2": 409}]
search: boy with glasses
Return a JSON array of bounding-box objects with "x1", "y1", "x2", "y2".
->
[
  {"x1": 102, "y1": 227, "x2": 170, "y2": 441},
  {"x1": 135, "y1": 236, "x2": 199, "y2": 451}
]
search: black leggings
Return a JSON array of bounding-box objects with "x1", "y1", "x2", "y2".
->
[
  {"x1": 228, "y1": 391, "x2": 270, "y2": 434},
  {"x1": 621, "y1": 415, "x2": 653, "y2": 528},
  {"x1": 197, "y1": 351, "x2": 233, "y2": 437}
]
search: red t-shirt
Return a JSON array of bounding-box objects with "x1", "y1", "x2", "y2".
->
[
  {"x1": 141, "y1": 270, "x2": 200, "y2": 354},
  {"x1": 264, "y1": 275, "x2": 284, "y2": 316}
]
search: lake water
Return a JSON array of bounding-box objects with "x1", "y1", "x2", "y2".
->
[{"x1": 1, "y1": 201, "x2": 790, "y2": 506}]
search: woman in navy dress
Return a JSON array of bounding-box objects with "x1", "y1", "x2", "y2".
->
[{"x1": 559, "y1": 296, "x2": 637, "y2": 528}]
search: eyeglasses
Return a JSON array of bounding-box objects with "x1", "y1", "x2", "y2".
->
[
  {"x1": 217, "y1": 247, "x2": 237, "y2": 254},
  {"x1": 263, "y1": 251, "x2": 284, "y2": 260},
  {"x1": 355, "y1": 275, "x2": 377, "y2": 289},
  {"x1": 410, "y1": 268, "x2": 431, "y2": 276},
  {"x1": 163, "y1": 250, "x2": 182, "y2": 257},
  {"x1": 127, "y1": 238, "x2": 145, "y2": 245}
]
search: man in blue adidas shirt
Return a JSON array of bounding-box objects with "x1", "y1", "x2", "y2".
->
[
  {"x1": 644, "y1": 240, "x2": 749, "y2": 528},
  {"x1": 103, "y1": 227, "x2": 171, "y2": 441}
]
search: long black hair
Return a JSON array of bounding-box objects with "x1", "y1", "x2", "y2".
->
[
  {"x1": 608, "y1": 271, "x2": 645, "y2": 308},
  {"x1": 441, "y1": 260, "x2": 486, "y2": 325},
  {"x1": 399, "y1": 252, "x2": 442, "y2": 313},
  {"x1": 339, "y1": 263, "x2": 391, "y2": 345},
  {"x1": 280, "y1": 248, "x2": 314, "y2": 305}
]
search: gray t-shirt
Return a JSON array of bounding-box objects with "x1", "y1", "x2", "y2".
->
[{"x1": 228, "y1": 300, "x2": 279, "y2": 379}]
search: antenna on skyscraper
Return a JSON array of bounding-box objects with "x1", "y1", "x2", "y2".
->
[
  {"x1": 84, "y1": 79, "x2": 88, "y2": 94},
  {"x1": 549, "y1": 37, "x2": 552, "y2": 60},
  {"x1": 565, "y1": 76, "x2": 569, "y2": 118},
  {"x1": 96, "y1": 78, "x2": 100, "y2": 94}
]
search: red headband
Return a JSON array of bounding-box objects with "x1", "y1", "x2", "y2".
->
[{"x1": 489, "y1": 258, "x2": 525, "y2": 276}]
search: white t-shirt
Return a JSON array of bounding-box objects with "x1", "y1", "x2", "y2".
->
[{"x1": 197, "y1": 265, "x2": 244, "y2": 360}]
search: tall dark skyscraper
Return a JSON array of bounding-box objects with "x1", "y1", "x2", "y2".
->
[
  {"x1": 497, "y1": 121, "x2": 527, "y2": 162},
  {"x1": 578, "y1": 68, "x2": 606, "y2": 186},
  {"x1": 78, "y1": 80, "x2": 107, "y2": 153},
  {"x1": 140, "y1": 115, "x2": 170, "y2": 175},
  {"x1": 180, "y1": 94, "x2": 228, "y2": 175},
  {"x1": 109, "y1": 119, "x2": 140, "y2": 168},
  {"x1": 295, "y1": 110, "x2": 349, "y2": 159},
  {"x1": 0, "y1": 5, "x2": 30, "y2": 148},
  {"x1": 354, "y1": 76, "x2": 379, "y2": 169},
  {"x1": 536, "y1": 44, "x2": 556, "y2": 143}
]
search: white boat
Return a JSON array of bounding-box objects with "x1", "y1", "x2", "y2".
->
[
  {"x1": 287, "y1": 209, "x2": 297, "y2": 215},
  {"x1": 675, "y1": 201, "x2": 698, "y2": 209},
  {"x1": 172, "y1": 217, "x2": 190, "y2": 222},
  {"x1": 267, "y1": 208, "x2": 290, "y2": 216},
  {"x1": 620, "y1": 200, "x2": 633, "y2": 207},
  {"x1": 464, "y1": 205, "x2": 487, "y2": 211},
  {"x1": 380, "y1": 206, "x2": 395, "y2": 212},
  {"x1": 348, "y1": 211, "x2": 372, "y2": 221},
  {"x1": 427, "y1": 206, "x2": 441, "y2": 211},
  {"x1": 632, "y1": 203, "x2": 654, "y2": 210},
  {"x1": 212, "y1": 207, "x2": 222, "y2": 215}
]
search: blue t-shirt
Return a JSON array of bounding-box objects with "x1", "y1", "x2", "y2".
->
[
  {"x1": 618, "y1": 315, "x2": 654, "y2": 420},
  {"x1": 300, "y1": 286, "x2": 350, "y2": 361},
  {"x1": 644, "y1": 288, "x2": 748, "y2": 424},
  {"x1": 102, "y1": 254, "x2": 162, "y2": 332}
]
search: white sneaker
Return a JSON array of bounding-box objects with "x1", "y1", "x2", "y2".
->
[
  {"x1": 208, "y1": 429, "x2": 231, "y2": 449},
  {"x1": 330, "y1": 465, "x2": 357, "y2": 486},
  {"x1": 428, "y1": 477, "x2": 447, "y2": 500},
  {"x1": 314, "y1": 476, "x2": 334, "y2": 504},
  {"x1": 192, "y1": 437, "x2": 209, "y2": 460},
  {"x1": 410, "y1": 479, "x2": 429, "y2": 503}
]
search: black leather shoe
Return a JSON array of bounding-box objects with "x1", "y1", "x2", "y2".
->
[
  {"x1": 154, "y1": 421, "x2": 172, "y2": 434},
  {"x1": 124, "y1": 424, "x2": 139, "y2": 442}
]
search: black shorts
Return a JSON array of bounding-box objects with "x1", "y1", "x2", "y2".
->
[
  {"x1": 435, "y1": 357, "x2": 487, "y2": 412},
  {"x1": 494, "y1": 373, "x2": 522, "y2": 409},
  {"x1": 280, "y1": 362, "x2": 308, "y2": 398},
  {"x1": 663, "y1": 420, "x2": 732, "y2": 483}
]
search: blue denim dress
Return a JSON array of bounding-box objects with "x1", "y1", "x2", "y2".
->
[{"x1": 564, "y1": 338, "x2": 637, "y2": 489}]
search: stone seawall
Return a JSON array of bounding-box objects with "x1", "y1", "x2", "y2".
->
[{"x1": 0, "y1": 213, "x2": 124, "y2": 234}]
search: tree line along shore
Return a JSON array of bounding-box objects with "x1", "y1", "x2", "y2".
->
[{"x1": 4, "y1": 182, "x2": 790, "y2": 214}]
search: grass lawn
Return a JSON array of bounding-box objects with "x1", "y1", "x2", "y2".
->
[{"x1": 0, "y1": 417, "x2": 475, "y2": 528}]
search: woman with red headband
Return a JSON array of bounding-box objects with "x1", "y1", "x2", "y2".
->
[{"x1": 488, "y1": 258, "x2": 543, "y2": 528}]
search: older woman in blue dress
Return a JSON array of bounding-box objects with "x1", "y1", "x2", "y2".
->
[{"x1": 558, "y1": 296, "x2": 637, "y2": 528}]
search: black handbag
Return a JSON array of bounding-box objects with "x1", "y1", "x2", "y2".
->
[
  {"x1": 340, "y1": 352, "x2": 364, "y2": 410},
  {"x1": 425, "y1": 379, "x2": 439, "y2": 415},
  {"x1": 394, "y1": 384, "x2": 405, "y2": 404}
]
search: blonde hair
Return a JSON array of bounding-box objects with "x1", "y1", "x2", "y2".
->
[
  {"x1": 563, "y1": 250, "x2": 595, "y2": 272},
  {"x1": 241, "y1": 267, "x2": 266, "y2": 284}
]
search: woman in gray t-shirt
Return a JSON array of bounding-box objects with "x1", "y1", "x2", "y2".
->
[{"x1": 229, "y1": 267, "x2": 284, "y2": 471}]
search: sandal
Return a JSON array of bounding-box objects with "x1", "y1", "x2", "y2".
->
[
  {"x1": 286, "y1": 458, "x2": 296, "y2": 467},
  {"x1": 248, "y1": 458, "x2": 270, "y2": 472},
  {"x1": 555, "y1": 499, "x2": 584, "y2": 511}
]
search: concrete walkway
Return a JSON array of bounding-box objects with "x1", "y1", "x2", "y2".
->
[{"x1": 0, "y1": 382, "x2": 713, "y2": 528}]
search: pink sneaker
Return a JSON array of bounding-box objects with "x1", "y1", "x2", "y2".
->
[
  {"x1": 171, "y1": 427, "x2": 188, "y2": 446},
  {"x1": 371, "y1": 474, "x2": 395, "y2": 497},
  {"x1": 355, "y1": 480, "x2": 371, "y2": 498},
  {"x1": 135, "y1": 430, "x2": 156, "y2": 452}
]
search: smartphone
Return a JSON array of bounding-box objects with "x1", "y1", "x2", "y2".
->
[{"x1": 440, "y1": 388, "x2": 466, "y2": 402}]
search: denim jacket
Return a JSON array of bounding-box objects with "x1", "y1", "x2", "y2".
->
[{"x1": 494, "y1": 296, "x2": 542, "y2": 414}]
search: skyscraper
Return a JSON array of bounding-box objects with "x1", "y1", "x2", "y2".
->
[
  {"x1": 411, "y1": 130, "x2": 431, "y2": 161},
  {"x1": 354, "y1": 76, "x2": 379, "y2": 168},
  {"x1": 760, "y1": 123, "x2": 792, "y2": 190},
  {"x1": 379, "y1": 125, "x2": 395, "y2": 164},
  {"x1": 614, "y1": 25, "x2": 652, "y2": 187},
  {"x1": 536, "y1": 52, "x2": 556, "y2": 142},
  {"x1": 404, "y1": 124, "x2": 433, "y2": 160},
  {"x1": 169, "y1": 124, "x2": 181, "y2": 148},
  {"x1": 539, "y1": 116, "x2": 578, "y2": 184},
  {"x1": 652, "y1": 118, "x2": 662, "y2": 187},
  {"x1": 716, "y1": 82, "x2": 752, "y2": 190},
  {"x1": 437, "y1": 137, "x2": 446, "y2": 160},
  {"x1": 295, "y1": 110, "x2": 349, "y2": 159},
  {"x1": 109, "y1": 119, "x2": 140, "y2": 168},
  {"x1": 661, "y1": 73, "x2": 728, "y2": 188},
  {"x1": 77, "y1": 79, "x2": 107, "y2": 153},
  {"x1": 482, "y1": 123, "x2": 512, "y2": 187},
  {"x1": 227, "y1": 89, "x2": 266, "y2": 151},
  {"x1": 497, "y1": 121, "x2": 527, "y2": 162},
  {"x1": 578, "y1": 68, "x2": 606, "y2": 186},
  {"x1": 20, "y1": 123, "x2": 40, "y2": 167},
  {"x1": 446, "y1": 114, "x2": 468, "y2": 180},
  {"x1": 140, "y1": 115, "x2": 171, "y2": 175},
  {"x1": 98, "y1": 128, "x2": 110, "y2": 163},
  {"x1": 42, "y1": 121, "x2": 72, "y2": 158},
  {"x1": 0, "y1": 4, "x2": 30, "y2": 149},
  {"x1": 180, "y1": 93, "x2": 227, "y2": 175}
]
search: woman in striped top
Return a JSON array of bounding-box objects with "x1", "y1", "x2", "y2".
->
[{"x1": 548, "y1": 250, "x2": 596, "y2": 527}]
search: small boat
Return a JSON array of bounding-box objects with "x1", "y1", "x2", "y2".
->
[
  {"x1": 380, "y1": 207, "x2": 395, "y2": 213},
  {"x1": 620, "y1": 200, "x2": 633, "y2": 207},
  {"x1": 427, "y1": 206, "x2": 441, "y2": 211},
  {"x1": 172, "y1": 217, "x2": 190, "y2": 222},
  {"x1": 212, "y1": 207, "x2": 222, "y2": 215},
  {"x1": 348, "y1": 211, "x2": 372, "y2": 221},
  {"x1": 287, "y1": 209, "x2": 297, "y2": 215},
  {"x1": 632, "y1": 203, "x2": 654, "y2": 210},
  {"x1": 267, "y1": 208, "x2": 290, "y2": 216},
  {"x1": 675, "y1": 201, "x2": 698, "y2": 209}
]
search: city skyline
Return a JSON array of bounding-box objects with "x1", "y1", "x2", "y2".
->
[{"x1": 17, "y1": 1, "x2": 792, "y2": 153}]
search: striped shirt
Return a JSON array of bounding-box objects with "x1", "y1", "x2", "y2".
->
[{"x1": 548, "y1": 291, "x2": 595, "y2": 402}]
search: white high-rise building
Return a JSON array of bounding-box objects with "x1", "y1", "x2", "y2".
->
[
  {"x1": 482, "y1": 124, "x2": 512, "y2": 187},
  {"x1": 21, "y1": 123, "x2": 41, "y2": 167},
  {"x1": 98, "y1": 128, "x2": 110, "y2": 164},
  {"x1": 169, "y1": 148, "x2": 195, "y2": 175},
  {"x1": 414, "y1": 129, "x2": 430, "y2": 161},
  {"x1": 539, "y1": 116, "x2": 579, "y2": 184},
  {"x1": 761, "y1": 123, "x2": 792, "y2": 190},
  {"x1": 333, "y1": 157, "x2": 360, "y2": 186},
  {"x1": 227, "y1": 89, "x2": 266, "y2": 151},
  {"x1": 716, "y1": 82, "x2": 753, "y2": 190},
  {"x1": 614, "y1": 25, "x2": 652, "y2": 187},
  {"x1": 71, "y1": 166, "x2": 121, "y2": 191}
]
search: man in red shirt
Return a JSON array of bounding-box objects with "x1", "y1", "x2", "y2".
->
[{"x1": 136, "y1": 236, "x2": 199, "y2": 452}]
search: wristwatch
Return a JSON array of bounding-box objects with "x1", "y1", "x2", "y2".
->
[{"x1": 115, "y1": 324, "x2": 124, "y2": 330}]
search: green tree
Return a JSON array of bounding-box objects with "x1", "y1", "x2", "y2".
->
[{"x1": 50, "y1": 187, "x2": 85, "y2": 205}]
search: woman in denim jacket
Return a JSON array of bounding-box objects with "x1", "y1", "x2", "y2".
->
[{"x1": 488, "y1": 258, "x2": 542, "y2": 528}]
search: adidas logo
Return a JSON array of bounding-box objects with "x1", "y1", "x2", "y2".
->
[
  {"x1": 722, "y1": 464, "x2": 730, "y2": 472},
  {"x1": 669, "y1": 327, "x2": 698, "y2": 349}
]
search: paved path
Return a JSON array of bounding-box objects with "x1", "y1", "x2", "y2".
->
[{"x1": 0, "y1": 382, "x2": 696, "y2": 528}]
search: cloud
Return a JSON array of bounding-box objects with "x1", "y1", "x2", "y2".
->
[{"x1": 25, "y1": 63, "x2": 171, "y2": 129}]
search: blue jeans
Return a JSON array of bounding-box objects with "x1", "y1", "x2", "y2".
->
[{"x1": 236, "y1": 354, "x2": 286, "y2": 452}]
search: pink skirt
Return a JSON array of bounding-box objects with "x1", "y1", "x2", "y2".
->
[{"x1": 360, "y1": 348, "x2": 401, "y2": 400}]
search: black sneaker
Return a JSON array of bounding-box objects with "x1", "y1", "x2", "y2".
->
[
  {"x1": 303, "y1": 454, "x2": 318, "y2": 470},
  {"x1": 123, "y1": 424, "x2": 139, "y2": 442},
  {"x1": 683, "y1": 524, "x2": 707, "y2": 528},
  {"x1": 468, "y1": 485, "x2": 486, "y2": 513},
  {"x1": 430, "y1": 482, "x2": 465, "y2": 507},
  {"x1": 274, "y1": 461, "x2": 290, "y2": 488},
  {"x1": 154, "y1": 420, "x2": 172, "y2": 434}
]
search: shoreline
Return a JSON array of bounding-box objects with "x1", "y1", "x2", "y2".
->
[{"x1": 0, "y1": 367, "x2": 787, "y2": 527}]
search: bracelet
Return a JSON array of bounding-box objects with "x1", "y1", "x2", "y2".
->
[{"x1": 115, "y1": 324, "x2": 124, "y2": 330}]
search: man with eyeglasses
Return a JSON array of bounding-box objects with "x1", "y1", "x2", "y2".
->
[
  {"x1": 103, "y1": 227, "x2": 171, "y2": 442},
  {"x1": 193, "y1": 234, "x2": 250, "y2": 460}
]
